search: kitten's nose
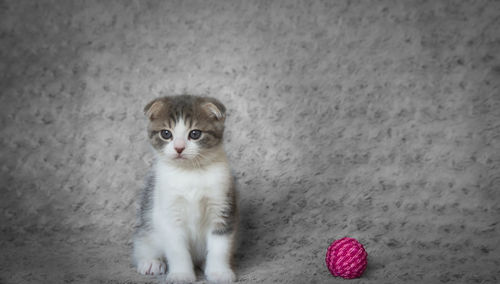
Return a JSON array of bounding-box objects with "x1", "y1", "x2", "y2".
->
[{"x1": 175, "y1": 147, "x2": 185, "y2": 154}]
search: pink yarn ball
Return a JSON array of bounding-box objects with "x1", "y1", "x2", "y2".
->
[{"x1": 325, "y1": 237, "x2": 368, "y2": 279}]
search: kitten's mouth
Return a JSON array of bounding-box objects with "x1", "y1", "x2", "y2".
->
[{"x1": 175, "y1": 154, "x2": 187, "y2": 160}]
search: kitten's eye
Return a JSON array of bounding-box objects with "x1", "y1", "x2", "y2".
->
[
  {"x1": 160, "y1": 130, "x2": 172, "y2": 140},
  {"x1": 189, "y1": 130, "x2": 202, "y2": 140}
]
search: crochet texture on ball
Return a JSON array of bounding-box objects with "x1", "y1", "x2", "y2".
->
[{"x1": 326, "y1": 237, "x2": 368, "y2": 279}]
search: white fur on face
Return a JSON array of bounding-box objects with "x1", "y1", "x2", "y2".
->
[{"x1": 161, "y1": 118, "x2": 201, "y2": 161}]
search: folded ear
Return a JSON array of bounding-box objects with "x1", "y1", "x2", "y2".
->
[
  {"x1": 144, "y1": 98, "x2": 167, "y2": 120},
  {"x1": 201, "y1": 98, "x2": 226, "y2": 121}
]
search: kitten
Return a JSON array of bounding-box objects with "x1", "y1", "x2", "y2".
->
[{"x1": 133, "y1": 95, "x2": 237, "y2": 283}]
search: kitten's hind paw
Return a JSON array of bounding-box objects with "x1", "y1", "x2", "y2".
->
[
  {"x1": 165, "y1": 271, "x2": 196, "y2": 283},
  {"x1": 205, "y1": 269, "x2": 236, "y2": 283},
  {"x1": 137, "y1": 259, "x2": 166, "y2": 275}
]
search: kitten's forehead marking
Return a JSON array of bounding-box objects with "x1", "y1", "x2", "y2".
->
[
  {"x1": 183, "y1": 114, "x2": 194, "y2": 129},
  {"x1": 164, "y1": 109, "x2": 196, "y2": 130}
]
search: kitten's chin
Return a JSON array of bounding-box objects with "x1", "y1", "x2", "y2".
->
[{"x1": 170, "y1": 156, "x2": 208, "y2": 169}]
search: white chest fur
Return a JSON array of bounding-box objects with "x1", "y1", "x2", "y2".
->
[{"x1": 152, "y1": 160, "x2": 230, "y2": 238}]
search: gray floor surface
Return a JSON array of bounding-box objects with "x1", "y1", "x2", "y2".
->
[{"x1": 1, "y1": 1, "x2": 499, "y2": 283}]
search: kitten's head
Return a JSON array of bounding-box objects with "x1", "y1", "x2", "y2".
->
[{"x1": 144, "y1": 95, "x2": 226, "y2": 167}]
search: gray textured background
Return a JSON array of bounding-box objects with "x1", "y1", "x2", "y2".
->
[{"x1": 1, "y1": 0, "x2": 499, "y2": 283}]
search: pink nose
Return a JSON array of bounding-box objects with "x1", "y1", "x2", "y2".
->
[{"x1": 175, "y1": 147, "x2": 184, "y2": 154}]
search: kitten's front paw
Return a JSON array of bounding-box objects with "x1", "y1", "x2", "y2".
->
[
  {"x1": 137, "y1": 259, "x2": 166, "y2": 275},
  {"x1": 205, "y1": 268, "x2": 236, "y2": 283},
  {"x1": 165, "y1": 271, "x2": 196, "y2": 283}
]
